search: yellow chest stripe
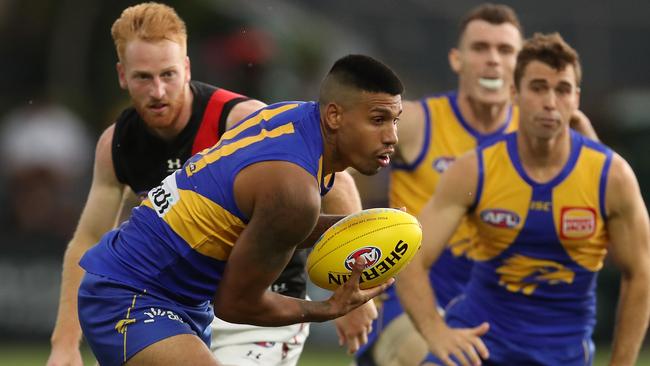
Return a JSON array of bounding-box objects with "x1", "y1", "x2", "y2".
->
[
  {"x1": 186, "y1": 122, "x2": 296, "y2": 177},
  {"x1": 220, "y1": 103, "x2": 299, "y2": 142},
  {"x1": 143, "y1": 190, "x2": 245, "y2": 260}
]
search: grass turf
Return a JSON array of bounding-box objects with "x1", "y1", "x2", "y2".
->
[{"x1": 1, "y1": 342, "x2": 649, "y2": 365}]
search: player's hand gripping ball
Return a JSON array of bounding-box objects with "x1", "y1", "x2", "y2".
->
[{"x1": 306, "y1": 208, "x2": 422, "y2": 290}]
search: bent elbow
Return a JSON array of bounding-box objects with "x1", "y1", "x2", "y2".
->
[
  {"x1": 213, "y1": 300, "x2": 239, "y2": 324},
  {"x1": 214, "y1": 309, "x2": 241, "y2": 325},
  {"x1": 213, "y1": 298, "x2": 257, "y2": 325},
  {"x1": 214, "y1": 309, "x2": 235, "y2": 323}
]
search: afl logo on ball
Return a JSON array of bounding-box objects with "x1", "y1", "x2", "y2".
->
[{"x1": 344, "y1": 247, "x2": 382, "y2": 270}]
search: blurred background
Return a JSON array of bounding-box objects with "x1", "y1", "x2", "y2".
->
[{"x1": 1, "y1": 0, "x2": 649, "y2": 364}]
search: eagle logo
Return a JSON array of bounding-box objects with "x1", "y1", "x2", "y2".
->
[{"x1": 496, "y1": 254, "x2": 574, "y2": 295}]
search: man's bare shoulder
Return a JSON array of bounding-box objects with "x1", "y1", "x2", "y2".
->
[
  {"x1": 93, "y1": 124, "x2": 120, "y2": 184},
  {"x1": 226, "y1": 99, "x2": 267, "y2": 129},
  {"x1": 605, "y1": 153, "x2": 643, "y2": 217},
  {"x1": 395, "y1": 99, "x2": 426, "y2": 165}
]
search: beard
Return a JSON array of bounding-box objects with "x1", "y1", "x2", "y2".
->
[{"x1": 133, "y1": 88, "x2": 186, "y2": 129}]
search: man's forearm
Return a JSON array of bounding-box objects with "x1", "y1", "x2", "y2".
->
[
  {"x1": 50, "y1": 241, "x2": 87, "y2": 345},
  {"x1": 215, "y1": 290, "x2": 339, "y2": 326},
  {"x1": 396, "y1": 264, "x2": 446, "y2": 345},
  {"x1": 610, "y1": 273, "x2": 650, "y2": 365}
]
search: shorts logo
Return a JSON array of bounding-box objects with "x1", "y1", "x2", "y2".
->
[
  {"x1": 560, "y1": 207, "x2": 596, "y2": 239},
  {"x1": 432, "y1": 157, "x2": 455, "y2": 173},
  {"x1": 143, "y1": 307, "x2": 184, "y2": 324},
  {"x1": 270, "y1": 282, "x2": 288, "y2": 294},
  {"x1": 344, "y1": 247, "x2": 382, "y2": 270},
  {"x1": 480, "y1": 209, "x2": 520, "y2": 228}
]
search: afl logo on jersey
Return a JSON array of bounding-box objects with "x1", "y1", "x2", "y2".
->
[
  {"x1": 560, "y1": 207, "x2": 596, "y2": 239},
  {"x1": 432, "y1": 157, "x2": 455, "y2": 173},
  {"x1": 480, "y1": 209, "x2": 520, "y2": 228},
  {"x1": 344, "y1": 247, "x2": 382, "y2": 271}
]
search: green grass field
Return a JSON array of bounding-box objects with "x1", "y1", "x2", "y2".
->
[{"x1": 0, "y1": 343, "x2": 649, "y2": 366}]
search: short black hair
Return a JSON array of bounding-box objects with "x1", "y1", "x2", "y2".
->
[{"x1": 320, "y1": 55, "x2": 404, "y2": 102}]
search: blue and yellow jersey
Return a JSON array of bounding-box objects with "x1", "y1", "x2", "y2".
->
[
  {"x1": 80, "y1": 101, "x2": 333, "y2": 304},
  {"x1": 358, "y1": 92, "x2": 517, "y2": 359},
  {"x1": 460, "y1": 130, "x2": 611, "y2": 344},
  {"x1": 390, "y1": 91, "x2": 518, "y2": 305},
  {"x1": 390, "y1": 91, "x2": 518, "y2": 214}
]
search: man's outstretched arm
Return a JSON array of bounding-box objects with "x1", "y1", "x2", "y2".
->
[
  {"x1": 604, "y1": 154, "x2": 650, "y2": 366},
  {"x1": 48, "y1": 126, "x2": 126, "y2": 366},
  {"x1": 397, "y1": 151, "x2": 489, "y2": 366}
]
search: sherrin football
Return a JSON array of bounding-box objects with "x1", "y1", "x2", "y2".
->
[{"x1": 306, "y1": 208, "x2": 422, "y2": 290}]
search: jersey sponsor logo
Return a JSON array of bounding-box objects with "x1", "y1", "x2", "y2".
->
[
  {"x1": 480, "y1": 209, "x2": 520, "y2": 228},
  {"x1": 344, "y1": 247, "x2": 382, "y2": 271},
  {"x1": 496, "y1": 254, "x2": 575, "y2": 295},
  {"x1": 147, "y1": 174, "x2": 180, "y2": 217},
  {"x1": 166, "y1": 158, "x2": 182, "y2": 172},
  {"x1": 432, "y1": 156, "x2": 455, "y2": 173},
  {"x1": 560, "y1": 207, "x2": 596, "y2": 239}
]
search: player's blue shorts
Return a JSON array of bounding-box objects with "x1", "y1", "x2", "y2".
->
[
  {"x1": 422, "y1": 337, "x2": 594, "y2": 366},
  {"x1": 421, "y1": 303, "x2": 595, "y2": 366},
  {"x1": 78, "y1": 272, "x2": 213, "y2": 366}
]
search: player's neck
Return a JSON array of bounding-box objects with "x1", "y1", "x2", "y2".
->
[
  {"x1": 517, "y1": 128, "x2": 571, "y2": 183},
  {"x1": 149, "y1": 84, "x2": 194, "y2": 141},
  {"x1": 457, "y1": 93, "x2": 510, "y2": 134},
  {"x1": 319, "y1": 118, "x2": 340, "y2": 177}
]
